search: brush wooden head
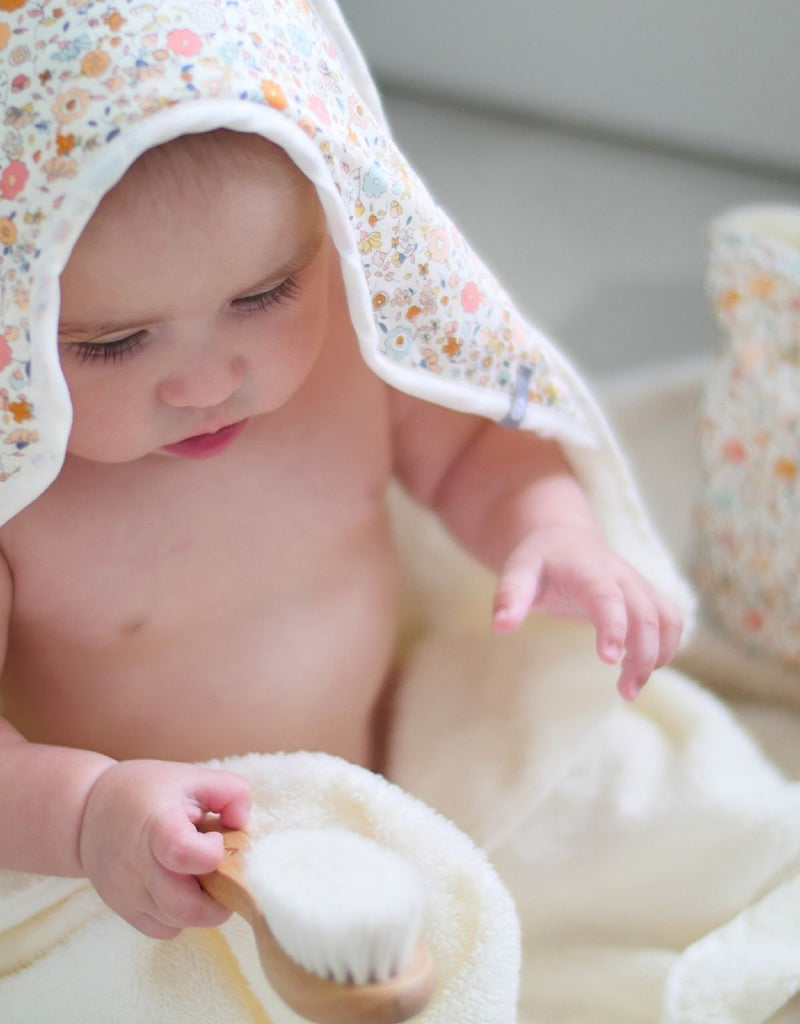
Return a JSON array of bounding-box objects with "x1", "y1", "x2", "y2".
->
[{"x1": 197, "y1": 823, "x2": 436, "y2": 1024}]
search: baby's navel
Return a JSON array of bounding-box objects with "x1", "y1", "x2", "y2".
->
[{"x1": 119, "y1": 617, "x2": 147, "y2": 637}]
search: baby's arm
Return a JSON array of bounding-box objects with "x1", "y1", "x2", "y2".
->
[
  {"x1": 391, "y1": 392, "x2": 682, "y2": 699},
  {"x1": 0, "y1": 550, "x2": 250, "y2": 937}
]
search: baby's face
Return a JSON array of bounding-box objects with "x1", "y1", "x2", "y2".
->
[{"x1": 58, "y1": 141, "x2": 329, "y2": 463}]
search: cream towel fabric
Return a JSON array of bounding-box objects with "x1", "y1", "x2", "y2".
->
[
  {"x1": 0, "y1": 751, "x2": 520, "y2": 1023},
  {"x1": 390, "y1": 558, "x2": 800, "y2": 1024}
]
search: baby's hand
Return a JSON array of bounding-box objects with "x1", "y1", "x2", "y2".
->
[
  {"x1": 79, "y1": 759, "x2": 250, "y2": 938},
  {"x1": 492, "y1": 524, "x2": 683, "y2": 700}
]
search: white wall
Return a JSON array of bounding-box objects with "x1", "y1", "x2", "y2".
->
[{"x1": 337, "y1": 0, "x2": 800, "y2": 173}]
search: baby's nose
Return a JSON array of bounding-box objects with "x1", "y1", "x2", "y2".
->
[{"x1": 157, "y1": 349, "x2": 245, "y2": 409}]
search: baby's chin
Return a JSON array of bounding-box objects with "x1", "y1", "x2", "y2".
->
[{"x1": 64, "y1": 441, "x2": 175, "y2": 464}]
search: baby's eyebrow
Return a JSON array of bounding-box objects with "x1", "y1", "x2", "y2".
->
[
  {"x1": 58, "y1": 229, "x2": 327, "y2": 341},
  {"x1": 58, "y1": 317, "x2": 142, "y2": 343},
  {"x1": 235, "y1": 229, "x2": 325, "y2": 298}
]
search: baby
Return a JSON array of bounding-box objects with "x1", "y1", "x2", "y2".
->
[{"x1": 0, "y1": 4, "x2": 681, "y2": 944}]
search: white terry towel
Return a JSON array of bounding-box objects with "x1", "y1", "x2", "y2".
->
[
  {"x1": 388, "y1": 475, "x2": 800, "y2": 1024},
  {"x1": 391, "y1": 622, "x2": 800, "y2": 1024},
  {"x1": 0, "y1": 750, "x2": 520, "y2": 1023}
]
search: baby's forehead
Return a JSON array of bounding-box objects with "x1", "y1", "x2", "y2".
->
[{"x1": 108, "y1": 129, "x2": 312, "y2": 210}]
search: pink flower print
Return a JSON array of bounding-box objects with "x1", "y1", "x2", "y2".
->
[
  {"x1": 742, "y1": 609, "x2": 765, "y2": 633},
  {"x1": 0, "y1": 335, "x2": 11, "y2": 373},
  {"x1": 420, "y1": 346, "x2": 443, "y2": 374},
  {"x1": 460, "y1": 281, "x2": 481, "y2": 314},
  {"x1": 51, "y1": 88, "x2": 91, "y2": 125},
  {"x1": 309, "y1": 94, "x2": 331, "y2": 126},
  {"x1": 0, "y1": 160, "x2": 27, "y2": 200},
  {"x1": 167, "y1": 28, "x2": 202, "y2": 58},
  {"x1": 42, "y1": 155, "x2": 78, "y2": 183},
  {"x1": 11, "y1": 75, "x2": 29, "y2": 93},
  {"x1": 721, "y1": 438, "x2": 746, "y2": 463},
  {"x1": 426, "y1": 226, "x2": 450, "y2": 263},
  {"x1": 348, "y1": 94, "x2": 370, "y2": 128}
]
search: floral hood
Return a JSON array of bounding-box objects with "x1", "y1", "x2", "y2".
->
[{"x1": 0, "y1": 0, "x2": 605, "y2": 524}]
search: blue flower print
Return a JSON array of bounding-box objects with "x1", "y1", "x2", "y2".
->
[
  {"x1": 363, "y1": 164, "x2": 388, "y2": 199},
  {"x1": 288, "y1": 24, "x2": 313, "y2": 57},
  {"x1": 385, "y1": 326, "x2": 413, "y2": 360},
  {"x1": 52, "y1": 34, "x2": 92, "y2": 62}
]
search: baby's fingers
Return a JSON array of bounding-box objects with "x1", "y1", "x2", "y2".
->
[
  {"x1": 653, "y1": 595, "x2": 684, "y2": 669},
  {"x1": 585, "y1": 577, "x2": 628, "y2": 666},
  {"x1": 150, "y1": 812, "x2": 225, "y2": 876},
  {"x1": 188, "y1": 770, "x2": 251, "y2": 831},
  {"x1": 145, "y1": 864, "x2": 231, "y2": 932},
  {"x1": 616, "y1": 584, "x2": 665, "y2": 702},
  {"x1": 492, "y1": 554, "x2": 544, "y2": 632}
]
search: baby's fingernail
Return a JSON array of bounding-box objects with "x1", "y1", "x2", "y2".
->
[
  {"x1": 604, "y1": 641, "x2": 623, "y2": 663},
  {"x1": 619, "y1": 677, "x2": 644, "y2": 702},
  {"x1": 493, "y1": 607, "x2": 516, "y2": 632}
]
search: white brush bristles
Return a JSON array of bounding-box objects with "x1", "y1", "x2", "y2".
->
[{"x1": 244, "y1": 827, "x2": 425, "y2": 986}]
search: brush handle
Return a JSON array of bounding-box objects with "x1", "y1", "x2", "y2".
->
[{"x1": 197, "y1": 822, "x2": 437, "y2": 1024}]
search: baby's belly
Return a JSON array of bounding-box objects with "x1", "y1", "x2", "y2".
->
[{"x1": 2, "y1": 545, "x2": 400, "y2": 768}]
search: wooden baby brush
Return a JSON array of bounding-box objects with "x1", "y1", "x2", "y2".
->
[{"x1": 197, "y1": 821, "x2": 436, "y2": 1024}]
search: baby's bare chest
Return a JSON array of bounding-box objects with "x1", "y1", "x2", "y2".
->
[{"x1": 5, "y1": 406, "x2": 395, "y2": 648}]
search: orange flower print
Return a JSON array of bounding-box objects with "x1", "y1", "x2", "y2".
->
[
  {"x1": 298, "y1": 116, "x2": 317, "y2": 139},
  {"x1": 718, "y1": 288, "x2": 741, "y2": 311},
  {"x1": 167, "y1": 28, "x2": 202, "y2": 57},
  {"x1": 0, "y1": 160, "x2": 27, "y2": 199},
  {"x1": 7, "y1": 398, "x2": 31, "y2": 423},
  {"x1": 774, "y1": 457, "x2": 797, "y2": 483},
  {"x1": 443, "y1": 336, "x2": 462, "y2": 359},
  {"x1": 56, "y1": 133, "x2": 76, "y2": 155},
  {"x1": 0, "y1": 23, "x2": 10, "y2": 50},
  {"x1": 372, "y1": 291, "x2": 388, "y2": 310},
  {"x1": 261, "y1": 80, "x2": 287, "y2": 110},
  {"x1": 405, "y1": 305, "x2": 421, "y2": 322},
  {"x1": 749, "y1": 274, "x2": 774, "y2": 301},
  {"x1": 80, "y1": 49, "x2": 110, "y2": 77},
  {"x1": 103, "y1": 10, "x2": 126, "y2": 31},
  {"x1": 0, "y1": 0, "x2": 26, "y2": 12},
  {"x1": 0, "y1": 216, "x2": 17, "y2": 246}
]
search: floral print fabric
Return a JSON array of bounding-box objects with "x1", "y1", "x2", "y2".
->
[
  {"x1": 0, "y1": 0, "x2": 591, "y2": 523},
  {"x1": 693, "y1": 206, "x2": 800, "y2": 667}
]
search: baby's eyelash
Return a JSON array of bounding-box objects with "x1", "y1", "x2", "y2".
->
[
  {"x1": 62, "y1": 277, "x2": 300, "y2": 367},
  {"x1": 70, "y1": 331, "x2": 147, "y2": 366},
  {"x1": 234, "y1": 277, "x2": 300, "y2": 312}
]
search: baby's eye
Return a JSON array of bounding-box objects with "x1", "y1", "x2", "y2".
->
[
  {"x1": 66, "y1": 331, "x2": 147, "y2": 366},
  {"x1": 233, "y1": 277, "x2": 300, "y2": 313}
]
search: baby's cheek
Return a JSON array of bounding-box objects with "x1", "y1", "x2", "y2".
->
[{"x1": 64, "y1": 379, "x2": 154, "y2": 463}]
